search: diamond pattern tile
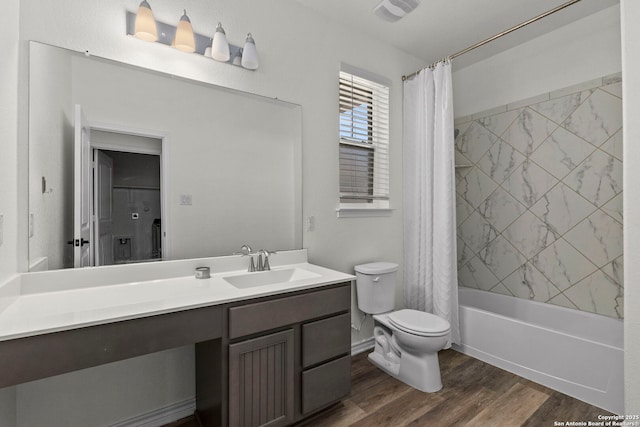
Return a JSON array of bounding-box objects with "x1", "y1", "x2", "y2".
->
[
  {"x1": 478, "y1": 236, "x2": 526, "y2": 280},
  {"x1": 600, "y1": 129, "x2": 623, "y2": 161},
  {"x1": 531, "y1": 238, "x2": 598, "y2": 291},
  {"x1": 458, "y1": 211, "x2": 498, "y2": 254},
  {"x1": 504, "y1": 211, "x2": 556, "y2": 260},
  {"x1": 563, "y1": 89, "x2": 622, "y2": 146},
  {"x1": 601, "y1": 192, "x2": 623, "y2": 224},
  {"x1": 456, "y1": 167, "x2": 498, "y2": 209},
  {"x1": 478, "y1": 139, "x2": 525, "y2": 184},
  {"x1": 455, "y1": 121, "x2": 498, "y2": 163},
  {"x1": 563, "y1": 150, "x2": 622, "y2": 207},
  {"x1": 502, "y1": 160, "x2": 558, "y2": 208},
  {"x1": 563, "y1": 210, "x2": 623, "y2": 268},
  {"x1": 564, "y1": 270, "x2": 623, "y2": 318},
  {"x1": 458, "y1": 256, "x2": 500, "y2": 291},
  {"x1": 529, "y1": 127, "x2": 595, "y2": 180},
  {"x1": 529, "y1": 90, "x2": 591, "y2": 125},
  {"x1": 501, "y1": 108, "x2": 557, "y2": 156},
  {"x1": 454, "y1": 75, "x2": 624, "y2": 318},
  {"x1": 478, "y1": 109, "x2": 521, "y2": 138},
  {"x1": 477, "y1": 187, "x2": 525, "y2": 233},
  {"x1": 502, "y1": 263, "x2": 561, "y2": 302},
  {"x1": 530, "y1": 183, "x2": 597, "y2": 236}
]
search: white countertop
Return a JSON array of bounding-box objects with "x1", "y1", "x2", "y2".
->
[{"x1": 0, "y1": 250, "x2": 355, "y2": 342}]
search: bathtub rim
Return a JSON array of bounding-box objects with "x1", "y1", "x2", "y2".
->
[{"x1": 457, "y1": 286, "x2": 623, "y2": 349}]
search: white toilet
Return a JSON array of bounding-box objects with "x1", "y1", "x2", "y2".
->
[{"x1": 355, "y1": 262, "x2": 450, "y2": 392}]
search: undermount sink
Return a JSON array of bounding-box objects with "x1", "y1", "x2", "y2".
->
[{"x1": 223, "y1": 268, "x2": 322, "y2": 289}]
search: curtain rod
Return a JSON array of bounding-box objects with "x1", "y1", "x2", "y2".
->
[{"x1": 402, "y1": 0, "x2": 582, "y2": 81}]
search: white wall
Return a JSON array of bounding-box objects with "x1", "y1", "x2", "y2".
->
[
  {"x1": 12, "y1": 1, "x2": 423, "y2": 425},
  {"x1": 28, "y1": 45, "x2": 73, "y2": 270},
  {"x1": 0, "y1": 0, "x2": 20, "y2": 423},
  {"x1": 0, "y1": 0, "x2": 20, "y2": 283},
  {"x1": 453, "y1": 5, "x2": 621, "y2": 118},
  {"x1": 16, "y1": 347, "x2": 194, "y2": 427},
  {"x1": 621, "y1": 0, "x2": 640, "y2": 415}
]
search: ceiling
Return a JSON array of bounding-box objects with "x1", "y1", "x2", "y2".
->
[{"x1": 294, "y1": 0, "x2": 619, "y2": 70}]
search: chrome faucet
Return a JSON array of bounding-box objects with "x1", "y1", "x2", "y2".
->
[
  {"x1": 234, "y1": 245, "x2": 276, "y2": 272},
  {"x1": 257, "y1": 249, "x2": 276, "y2": 271},
  {"x1": 234, "y1": 244, "x2": 256, "y2": 271},
  {"x1": 234, "y1": 244, "x2": 252, "y2": 256}
]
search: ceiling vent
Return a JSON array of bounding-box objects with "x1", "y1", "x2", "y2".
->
[{"x1": 374, "y1": 0, "x2": 421, "y2": 22}]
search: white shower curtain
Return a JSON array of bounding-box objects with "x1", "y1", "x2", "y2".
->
[{"x1": 403, "y1": 61, "x2": 460, "y2": 346}]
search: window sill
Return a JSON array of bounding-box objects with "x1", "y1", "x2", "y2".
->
[{"x1": 336, "y1": 208, "x2": 395, "y2": 218}]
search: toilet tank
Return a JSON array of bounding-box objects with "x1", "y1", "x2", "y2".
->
[{"x1": 355, "y1": 262, "x2": 398, "y2": 314}]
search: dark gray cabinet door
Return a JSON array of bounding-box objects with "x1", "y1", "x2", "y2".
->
[{"x1": 229, "y1": 329, "x2": 295, "y2": 427}]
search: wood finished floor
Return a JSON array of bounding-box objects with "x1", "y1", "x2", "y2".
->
[{"x1": 165, "y1": 349, "x2": 612, "y2": 427}]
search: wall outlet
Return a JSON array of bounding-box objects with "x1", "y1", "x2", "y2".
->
[{"x1": 180, "y1": 194, "x2": 193, "y2": 205}]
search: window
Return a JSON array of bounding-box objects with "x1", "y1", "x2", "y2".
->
[{"x1": 339, "y1": 69, "x2": 390, "y2": 210}]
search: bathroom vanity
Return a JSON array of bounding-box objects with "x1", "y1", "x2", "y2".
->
[
  {"x1": 0, "y1": 250, "x2": 354, "y2": 426},
  {"x1": 200, "y1": 282, "x2": 351, "y2": 426}
]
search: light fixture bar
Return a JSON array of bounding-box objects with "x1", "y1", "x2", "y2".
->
[{"x1": 125, "y1": 11, "x2": 248, "y2": 69}]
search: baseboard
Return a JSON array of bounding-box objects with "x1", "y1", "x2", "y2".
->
[
  {"x1": 351, "y1": 337, "x2": 374, "y2": 356},
  {"x1": 109, "y1": 398, "x2": 196, "y2": 427}
]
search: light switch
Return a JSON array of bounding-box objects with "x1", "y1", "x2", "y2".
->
[
  {"x1": 305, "y1": 216, "x2": 315, "y2": 232},
  {"x1": 131, "y1": 213, "x2": 140, "y2": 220},
  {"x1": 180, "y1": 194, "x2": 193, "y2": 205},
  {"x1": 29, "y1": 213, "x2": 34, "y2": 238},
  {"x1": 0, "y1": 213, "x2": 3, "y2": 247}
]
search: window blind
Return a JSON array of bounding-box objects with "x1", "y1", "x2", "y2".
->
[{"x1": 339, "y1": 71, "x2": 390, "y2": 204}]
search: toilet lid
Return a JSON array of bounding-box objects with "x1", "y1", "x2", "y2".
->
[
  {"x1": 354, "y1": 262, "x2": 399, "y2": 275},
  {"x1": 388, "y1": 309, "x2": 450, "y2": 336}
]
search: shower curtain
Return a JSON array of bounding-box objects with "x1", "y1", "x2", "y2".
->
[{"x1": 403, "y1": 60, "x2": 460, "y2": 346}]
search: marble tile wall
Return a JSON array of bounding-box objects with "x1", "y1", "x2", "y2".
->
[{"x1": 455, "y1": 73, "x2": 623, "y2": 318}]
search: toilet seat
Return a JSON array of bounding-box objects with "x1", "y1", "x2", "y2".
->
[{"x1": 388, "y1": 309, "x2": 450, "y2": 337}]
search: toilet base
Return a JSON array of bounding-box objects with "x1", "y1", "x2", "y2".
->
[
  {"x1": 368, "y1": 348, "x2": 443, "y2": 393},
  {"x1": 368, "y1": 314, "x2": 445, "y2": 393},
  {"x1": 368, "y1": 351, "x2": 400, "y2": 376}
]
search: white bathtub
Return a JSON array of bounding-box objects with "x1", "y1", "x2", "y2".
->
[{"x1": 453, "y1": 287, "x2": 623, "y2": 414}]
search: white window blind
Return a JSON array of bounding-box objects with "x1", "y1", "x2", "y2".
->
[{"x1": 339, "y1": 70, "x2": 390, "y2": 205}]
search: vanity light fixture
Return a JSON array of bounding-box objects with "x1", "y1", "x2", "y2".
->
[
  {"x1": 173, "y1": 10, "x2": 196, "y2": 53},
  {"x1": 134, "y1": 0, "x2": 158, "y2": 41},
  {"x1": 241, "y1": 33, "x2": 259, "y2": 70},
  {"x1": 211, "y1": 22, "x2": 231, "y2": 62},
  {"x1": 231, "y1": 48, "x2": 243, "y2": 66},
  {"x1": 126, "y1": 4, "x2": 258, "y2": 70}
]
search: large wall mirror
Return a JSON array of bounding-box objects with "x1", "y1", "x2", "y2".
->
[{"x1": 28, "y1": 41, "x2": 302, "y2": 271}]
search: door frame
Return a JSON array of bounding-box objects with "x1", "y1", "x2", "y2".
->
[
  {"x1": 93, "y1": 149, "x2": 114, "y2": 267},
  {"x1": 88, "y1": 121, "x2": 170, "y2": 262}
]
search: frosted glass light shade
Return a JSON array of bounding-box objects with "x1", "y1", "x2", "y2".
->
[
  {"x1": 134, "y1": 0, "x2": 158, "y2": 41},
  {"x1": 211, "y1": 22, "x2": 230, "y2": 62},
  {"x1": 241, "y1": 33, "x2": 259, "y2": 70},
  {"x1": 232, "y1": 49, "x2": 243, "y2": 66},
  {"x1": 173, "y1": 10, "x2": 196, "y2": 53}
]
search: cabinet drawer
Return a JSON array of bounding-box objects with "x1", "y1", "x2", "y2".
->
[
  {"x1": 301, "y1": 354, "x2": 351, "y2": 414},
  {"x1": 229, "y1": 283, "x2": 350, "y2": 339},
  {"x1": 302, "y1": 313, "x2": 351, "y2": 368}
]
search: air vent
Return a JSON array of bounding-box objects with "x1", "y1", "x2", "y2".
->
[{"x1": 374, "y1": 0, "x2": 421, "y2": 22}]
